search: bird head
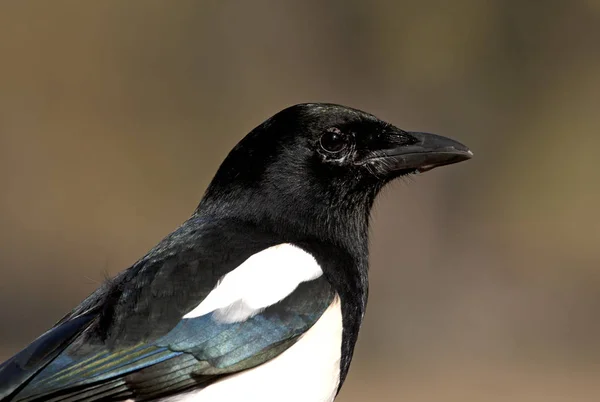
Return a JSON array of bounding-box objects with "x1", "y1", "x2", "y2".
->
[{"x1": 199, "y1": 103, "x2": 472, "y2": 246}]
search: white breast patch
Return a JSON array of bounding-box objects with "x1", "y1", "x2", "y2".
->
[{"x1": 183, "y1": 243, "x2": 324, "y2": 323}]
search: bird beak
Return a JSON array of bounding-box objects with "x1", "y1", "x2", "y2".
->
[{"x1": 371, "y1": 131, "x2": 473, "y2": 173}]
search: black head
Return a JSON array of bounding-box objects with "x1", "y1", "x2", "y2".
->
[{"x1": 199, "y1": 103, "x2": 472, "y2": 248}]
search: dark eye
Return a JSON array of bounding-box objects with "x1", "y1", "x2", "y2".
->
[{"x1": 320, "y1": 128, "x2": 348, "y2": 153}]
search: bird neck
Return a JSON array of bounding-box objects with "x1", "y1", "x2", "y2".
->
[{"x1": 199, "y1": 194, "x2": 369, "y2": 257}]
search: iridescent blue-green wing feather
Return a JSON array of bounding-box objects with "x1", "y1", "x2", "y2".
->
[{"x1": 1, "y1": 277, "x2": 333, "y2": 402}]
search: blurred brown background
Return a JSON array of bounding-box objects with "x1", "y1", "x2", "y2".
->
[{"x1": 1, "y1": 1, "x2": 600, "y2": 401}]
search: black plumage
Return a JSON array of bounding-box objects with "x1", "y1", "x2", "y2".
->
[{"x1": 0, "y1": 103, "x2": 472, "y2": 401}]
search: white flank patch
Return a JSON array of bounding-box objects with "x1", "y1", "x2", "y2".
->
[
  {"x1": 161, "y1": 295, "x2": 343, "y2": 402},
  {"x1": 183, "y1": 243, "x2": 323, "y2": 323}
]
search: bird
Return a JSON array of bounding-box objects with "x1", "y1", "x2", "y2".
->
[{"x1": 0, "y1": 103, "x2": 472, "y2": 402}]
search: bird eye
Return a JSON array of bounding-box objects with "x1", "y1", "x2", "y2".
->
[{"x1": 320, "y1": 128, "x2": 348, "y2": 154}]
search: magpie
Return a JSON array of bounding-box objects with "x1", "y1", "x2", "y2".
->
[{"x1": 0, "y1": 103, "x2": 472, "y2": 402}]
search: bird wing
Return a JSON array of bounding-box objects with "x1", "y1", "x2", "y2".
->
[
  {"x1": 3, "y1": 278, "x2": 333, "y2": 402},
  {"x1": 0, "y1": 220, "x2": 336, "y2": 402},
  {"x1": 0, "y1": 313, "x2": 97, "y2": 401}
]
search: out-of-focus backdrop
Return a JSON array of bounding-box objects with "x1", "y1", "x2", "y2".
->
[{"x1": 1, "y1": 1, "x2": 599, "y2": 401}]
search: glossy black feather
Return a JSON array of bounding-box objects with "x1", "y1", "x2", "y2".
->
[
  {"x1": 0, "y1": 315, "x2": 96, "y2": 400},
  {"x1": 1, "y1": 216, "x2": 336, "y2": 401},
  {"x1": 1, "y1": 103, "x2": 472, "y2": 402}
]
